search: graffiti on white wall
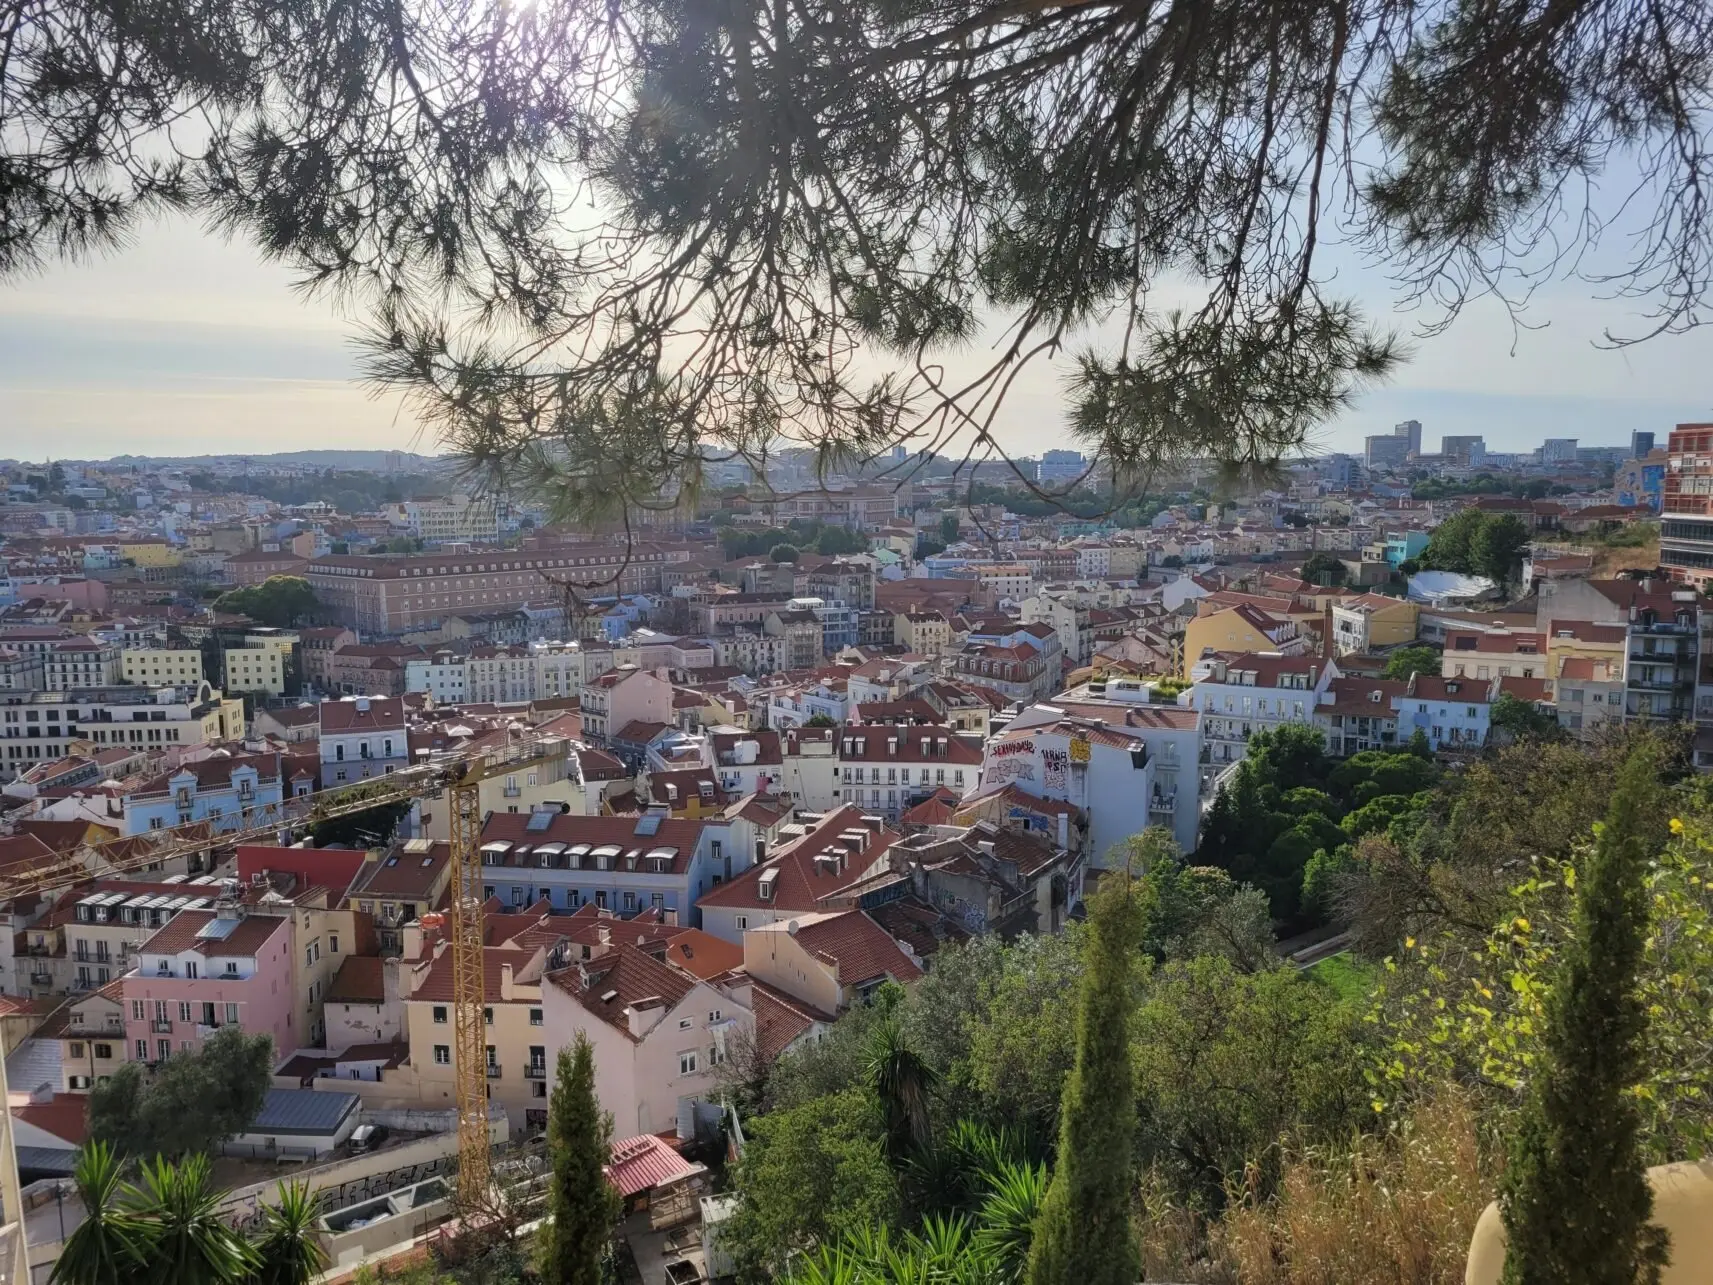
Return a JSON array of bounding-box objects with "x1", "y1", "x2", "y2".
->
[
  {"x1": 985, "y1": 738, "x2": 1036, "y2": 786},
  {"x1": 1041, "y1": 747, "x2": 1068, "y2": 792}
]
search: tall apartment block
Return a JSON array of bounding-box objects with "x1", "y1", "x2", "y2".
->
[{"x1": 1661, "y1": 423, "x2": 1713, "y2": 587}]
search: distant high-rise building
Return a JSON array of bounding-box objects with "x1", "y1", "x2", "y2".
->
[
  {"x1": 1394, "y1": 420, "x2": 1423, "y2": 456},
  {"x1": 1038, "y1": 449, "x2": 1087, "y2": 484},
  {"x1": 1365, "y1": 434, "x2": 1412, "y2": 472},
  {"x1": 1632, "y1": 430, "x2": 1656, "y2": 458},
  {"x1": 1441, "y1": 435, "x2": 1486, "y2": 467},
  {"x1": 1541, "y1": 438, "x2": 1579, "y2": 465}
]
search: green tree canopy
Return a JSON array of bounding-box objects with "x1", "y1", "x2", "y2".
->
[
  {"x1": 1382, "y1": 644, "x2": 1441, "y2": 681},
  {"x1": 770, "y1": 543, "x2": 801, "y2": 564},
  {"x1": 1422, "y1": 510, "x2": 1530, "y2": 583},
  {"x1": 88, "y1": 1029, "x2": 273, "y2": 1160},
  {"x1": 1301, "y1": 552, "x2": 1348, "y2": 586},
  {"x1": 725, "y1": 1090, "x2": 900, "y2": 1279},
  {"x1": 1489, "y1": 692, "x2": 1564, "y2": 744},
  {"x1": 1471, "y1": 514, "x2": 1531, "y2": 584},
  {"x1": 211, "y1": 576, "x2": 318, "y2": 629}
]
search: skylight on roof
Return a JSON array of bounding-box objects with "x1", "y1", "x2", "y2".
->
[{"x1": 525, "y1": 811, "x2": 555, "y2": 833}]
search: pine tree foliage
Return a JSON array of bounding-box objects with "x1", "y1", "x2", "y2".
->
[
  {"x1": 538, "y1": 1034, "x2": 622, "y2": 1285},
  {"x1": 1024, "y1": 869, "x2": 1144, "y2": 1285},
  {"x1": 1498, "y1": 748, "x2": 1671, "y2": 1285},
  {"x1": 4, "y1": 0, "x2": 1713, "y2": 520}
]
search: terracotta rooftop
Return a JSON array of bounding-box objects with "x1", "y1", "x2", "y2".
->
[
  {"x1": 697, "y1": 806, "x2": 898, "y2": 912},
  {"x1": 547, "y1": 944, "x2": 698, "y2": 1041},
  {"x1": 350, "y1": 842, "x2": 451, "y2": 900},
  {"x1": 326, "y1": 955, "x2": 386, "y2": 1004},
  {"x1": 768, "y1": 909, "x2": 924, "y2": 986},
  {"x1": 751, "y1": 979, "x2": 834, "y2": 1062},
  {"x1": 136, "y1": 909, "x2": 289, "y2": 959},
  {"x1": 476, "y1": 812, "x2": 715, "y2": 876},
  {"x1": 411, "y1": 945, "x2": 545, "y2": 1005},
  {"x1": 319, "y1": 697, "x2": 407, "y2": 734}
]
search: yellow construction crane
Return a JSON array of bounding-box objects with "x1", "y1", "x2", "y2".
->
[{"x1": 0, "y1": 734, "x2": 574, "y2": 1272}]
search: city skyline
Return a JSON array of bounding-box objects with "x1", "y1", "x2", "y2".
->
[{"x1": 3, "y1": 212, "x2": 1712, "y2": 462}]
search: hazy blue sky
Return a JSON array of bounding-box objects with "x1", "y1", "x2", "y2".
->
[{"x1": 1, "y1": 212, "x2": 1709, "y2": 462}]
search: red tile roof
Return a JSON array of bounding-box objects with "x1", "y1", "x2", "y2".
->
[
  {"x1": 137, "y1": 909, "x2": 289, "y2": 958},
  {"x1": 660, "y1": 930, "x2": 744, "y2": 980},
  {"x1": 319, "y1": 697, "x2": 407, "y2": 733},
  {"x1": 751, "y1": 979, "x2": 834, "y2": 1062},
  {"x1": 11, "y1": 1092, "x2": 90, "y2": 1146},
  {"x1": 1318, "y1": 676, "x2": 1409, "y2": 717},
  {"x1": 547, "y1": 945, "x2": 698, "y2": 1040},
  {"x1": 326, "y1": 955, "x2": 386, "y2": 1004},
  {"x1": 696, "y1": 807, "x2": 898, "y2": 912},
  {"x1": 411, "y1": 946, "x2": 544, "y2": 1005},
  {"x1": 786, "y1": 910, "x2": 924, "y2": 985},
  {"x1": 836, "y1": 727, "x2": 982, "y2": 764},
  {"x1": 477, "y1": 812, "x2": 713, "y2": 875},
  {"x1": 350, "y1": 842, "x2": 451, "y2": 899}
]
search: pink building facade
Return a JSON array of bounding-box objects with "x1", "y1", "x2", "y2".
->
[{"x1": 121, "y1": 909, "x2": 295, "y2": 1067}]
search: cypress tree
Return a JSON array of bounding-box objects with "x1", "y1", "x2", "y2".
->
[
  {"x1": 539, "y1": 1033, "x2": 622, "y2": 1285},
  {"x1": 1026, "y1": 868, "x2": 1144, "y2": 1285},
  {"x1": 1499, "y1": 747, "x2": 1670, "y2": 1284}
]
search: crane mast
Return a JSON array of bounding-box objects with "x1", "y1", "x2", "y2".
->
[
  {"x1": 0, "y1": 733, "x2": 575, "y2": 1276},
  {"x1": 448, "y1": 770, "x2": 491, "y2": 1208}
]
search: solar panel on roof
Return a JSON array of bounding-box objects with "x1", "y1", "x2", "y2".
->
[
  {"x1": 525, "y1": 811, "x2": 555, "y2": 833},
  {"x1": 634, "y1": 813, "x2": 663, "y2": 836},
  {"x1": 196, "y1": 916, "x2": 241, "y2": 941},
  {"x1": 404, "y1": 838, "x2": 433, "y2": 853}
]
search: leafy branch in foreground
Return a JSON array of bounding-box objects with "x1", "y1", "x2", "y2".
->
[{"x1": 5, "y1": 0, "x2": 1713, "y2": 519}]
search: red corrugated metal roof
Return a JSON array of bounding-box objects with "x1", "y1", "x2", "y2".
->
[{"x1": 605, "y1": 1133, "x2": 698, "y2": 1197}]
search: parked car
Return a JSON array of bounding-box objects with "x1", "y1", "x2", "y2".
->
[{"x1": 349, "y1": 1124, "x2": 388, "y2": 1153}]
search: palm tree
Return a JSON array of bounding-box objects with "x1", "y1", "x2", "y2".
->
[
  {"x1": 125, "y1": 1154, "x2": 258, "y2": 1285},
  {"x1": 50, "y1": 1142, "x2": 151, "y2": 1285},
  {"x1": 866, "y1": 1013, "x2": 939, "y2": 1162},
  {"x1": 971, "y1": 1161, "x2": 1048, "y2": 1285},
  {"x1": 249, "y1": 1181, "x2": 327, "y2": 1285}
]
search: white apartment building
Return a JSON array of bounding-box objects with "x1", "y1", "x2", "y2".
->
[
  {"x1": 405, "y1": 651, "x2": 469, "y2": 704},
  {"x1": 1, "y1": 683, "x2": 245, "y2": 782},
  {"x1": 1183, "y1": 652, "x2": 1337, "y2": 774},
  {"x1": 1000, "y1": 687, "x2": 1204, "y2": 857},
  {"x1": 45, "y1": 637, "x2": 122, "y2": 690},
  {"x1": 1074, "y1": 545, "x2": 1113, "y2": 579},
  {"x1": 404, "y1": 640, "x2": 618, "y2": 706},
  {"x1": 394, "y1": 494, "x2": 500, "y2": 543}
]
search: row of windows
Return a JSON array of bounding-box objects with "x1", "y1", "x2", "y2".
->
[
  {"x1": 841, "y1": 767, "x2": 964, "y2": 786},
  {"x1": 432, "y1": 1005, "x2": 545, "y2": 1025},
  {"x1": 131, "y1": 999, "x2": 242, "y2": 1024}
]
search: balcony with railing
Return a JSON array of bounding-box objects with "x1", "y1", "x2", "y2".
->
[
  {"x1": 486, "y1": 1064, "x2": 503, "y2": 1078},
  {"x1": 151, "y1": 1019, "x2": 172, "y2": 1033},
  {"x1": 524, "y1": 1064, "x2": 547, "y2": 1079}
]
